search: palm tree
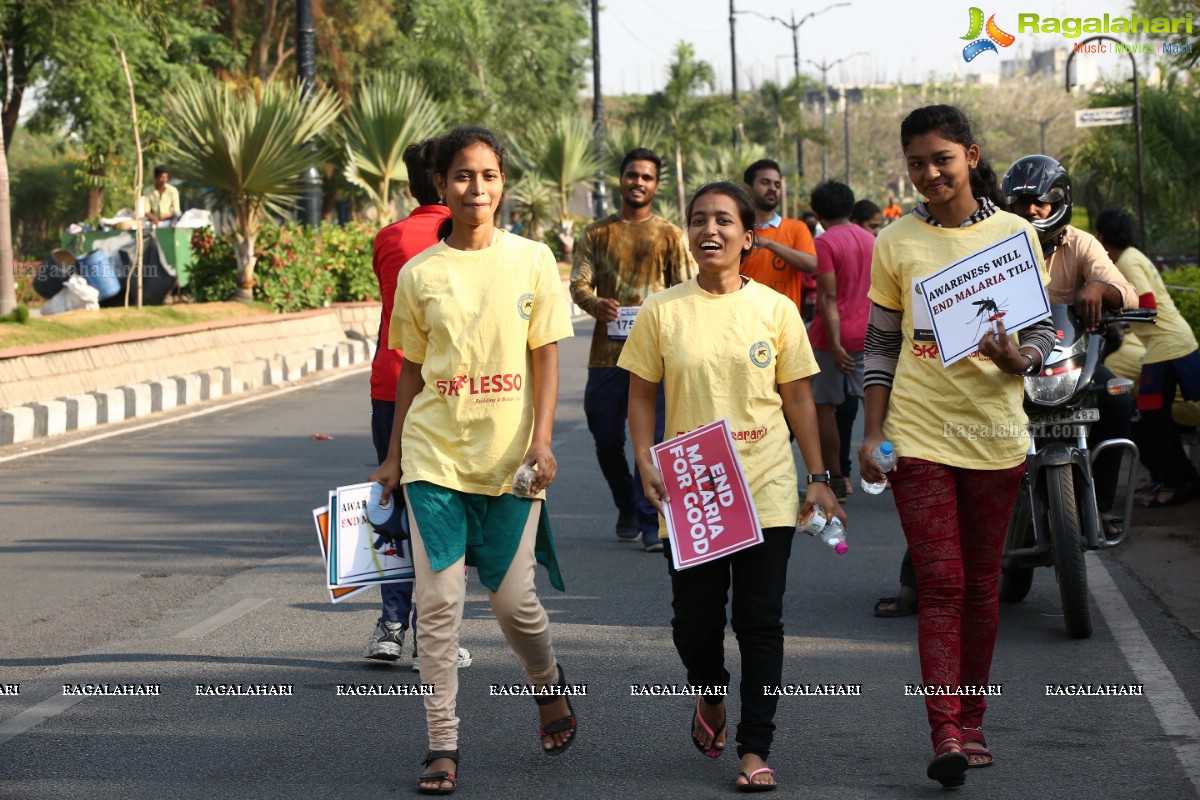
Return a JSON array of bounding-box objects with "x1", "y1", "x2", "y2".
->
[
  {"x1": 648, "y1": 42, "x2": 717, "y2": 221},
  {"x1": 689, "y1": 141, "x2": 769, "y2": 188},
  {"x1": 162, "y1": 77, "x2": 341, "y2": 301},
  {"x1": 509, "y1": 114, "x2": 601, "y2": 247},
  {"x1": 340, "y1": 73, "x2": 445, "y2": 225},
  {"x1": 603, "y1": 118, "x2": 671, "y2": 194}
]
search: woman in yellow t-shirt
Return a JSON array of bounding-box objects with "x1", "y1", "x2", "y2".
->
[
  {"x1": 858, "y1": 105, "x2": 1055, "y2": 788},
  {"x1": 620, "y1": 182, "x2": 842, "y2": 793},
  {"x1": 369, "y1": 126, "x2": 576, "y2": 795},
  {"x1": 1095, "y1": 208, "x2": 1200, "y2": 507}
]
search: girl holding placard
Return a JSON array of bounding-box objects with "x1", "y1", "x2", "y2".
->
[
  {"x1": 858, "y1": 104, "x2": 1055, "y2": 788},
  {"x1": 369, "y1": 126, "x2": 576, "y2": 795},
  {"x1": 621, "y1": 182, "x2": 842, "y2": 793}
]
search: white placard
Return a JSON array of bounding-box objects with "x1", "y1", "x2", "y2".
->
[
  {"x1": 606, "y1": 306, "x2": 640, "y2": 341},
  {"x1": 1075, "y1": 107, "x2": 1133, "y2": 128},
  {"x1": 916, "y1": 231, "x2": 1049, "y2": 367},
  {"x1": 327, "y1": 482, "x2": 415, "y2": 588}
]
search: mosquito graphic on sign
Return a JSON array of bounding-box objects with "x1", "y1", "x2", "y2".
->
[{"x1": 917, "y1": 230, "x2": 1049, "y2": 367}]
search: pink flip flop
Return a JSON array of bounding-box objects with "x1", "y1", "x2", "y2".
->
[
  {"x1": 690, "y1": 697, "x2": 726, "y2": 758},
  {"x1": 736, "y1": 766, "x2": 776, "y2": 792}
]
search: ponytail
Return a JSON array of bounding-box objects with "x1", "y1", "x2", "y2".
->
[
  {"x1": 437, "y1": 216, "x2": 454, "y2": 241},
  {"x1": 971, "y1": 157, "x2": 1006, "y2": 209}
]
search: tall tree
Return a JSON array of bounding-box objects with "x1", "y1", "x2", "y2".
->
[
  {"x1": 1072, "y1": 74, "x2": 1200, "y2": 255},
  {"x1": 6, "y1": 1, "x2": 227, "y2": 217},
  {"x1": 645, "y1": 42, "x2": 718, "y2": 220}
]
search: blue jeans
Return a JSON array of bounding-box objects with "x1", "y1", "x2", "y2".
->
[
  {"x1": 583, "y1": 367, "x2": 665, "y2": 543},
  {"x1": 372, "y1": 397, "x2": 416, "y2": 630}
]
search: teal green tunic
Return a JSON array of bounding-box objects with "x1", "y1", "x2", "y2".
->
[{"x1": 405, "y1": 481, "x2": 564, "y2": 592}]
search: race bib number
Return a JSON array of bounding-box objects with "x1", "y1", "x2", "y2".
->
[{"x1": 606, "y1": 306, "x2": 640, "y2": 341}]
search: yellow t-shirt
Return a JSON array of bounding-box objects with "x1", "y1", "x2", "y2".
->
[
  {"x1": 1112, "y1": 247, "x2": 1197, "y2": 364},
  {"x1": 617, "y1": 278, "x2": 819, "y2": 530},
  {"x1": 868, "y1": 213, "x2": 1049, "y2": 470},
  {"x1": 391, "y1": 230, "x2": 574, "y2": 495}
]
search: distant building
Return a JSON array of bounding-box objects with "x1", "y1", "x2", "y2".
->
[{"x1": 1001, "y1": 47, "x2": 1105, "y2": 88}]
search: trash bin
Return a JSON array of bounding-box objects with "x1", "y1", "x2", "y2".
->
[
  {"x1": 33, "y1": 249, "x2": 77, "y2": 299},
  {"x1": 76, "y1": 249, "x2": 122, "y2": 301}
]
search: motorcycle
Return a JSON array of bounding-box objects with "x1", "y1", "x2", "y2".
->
[{"x1": 999, "y1": 304, "x2": 1156, "y2": 639}]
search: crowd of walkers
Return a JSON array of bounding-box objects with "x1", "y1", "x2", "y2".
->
[{"x1": 358, "y1": 104, "x2": 1197, "y2": 795}]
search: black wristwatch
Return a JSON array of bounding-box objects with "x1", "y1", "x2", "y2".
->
[{"x1": 806, "y1": 471, "x2": 831, "y2": 485}]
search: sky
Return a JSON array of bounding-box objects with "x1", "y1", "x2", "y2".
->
[{"x1": 595, "y1": 0, "x2": 1159, "y2": 94}]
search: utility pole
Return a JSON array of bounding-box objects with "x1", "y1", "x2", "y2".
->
[
  {"x1": 296, "y1": 0, "x2": 321, "y2": 227},
  {"x1": 730, "y1": 0, "x2": 741, "y2": 151},
  {"x1": 806, "y1": 52, "x2": 865, "y2": 183},
  {"x1": 592, "y1": 0, "x2": 607, "y2": 219},
  {"x1": 843, "y1": 89, "x2": 851, "y2": 185},
  {"x1": 744, "y1": 4, "x2": 848, "y2": 201}
]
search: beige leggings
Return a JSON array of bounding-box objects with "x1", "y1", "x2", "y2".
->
[{"x1": 404, "y1": 487, "x2": 559, "y2": 751}]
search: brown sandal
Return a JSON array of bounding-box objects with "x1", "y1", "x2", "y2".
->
[
  {"x1": 417, "y1": 749, "x2": 458, "y2": 795},
  {"x1": 927, "y1": 738, "x2": 968, "y2": 788},
  {"x1": 962, "y1": 728, "x2": 993, "y2": 768}
]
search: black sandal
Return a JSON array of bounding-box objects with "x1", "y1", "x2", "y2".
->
[
  {"x1": 536, "y1": 664, "x2": 577, "y2": 756},
  {"x1": 417, "y1": 749, "x2": 458, "y2": 795}
]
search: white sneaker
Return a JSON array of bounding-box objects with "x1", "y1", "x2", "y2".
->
[
  {"x1": 412, "y1": 647, "x2": 473, "y2": 672},
  {"x1": 363, "y1": 620, "x2": 406, "y2": 661}
]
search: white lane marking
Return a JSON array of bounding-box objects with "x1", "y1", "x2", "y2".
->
[
  {"x1": 0, "y1": 694, "x2": 86, "y2": 747},
  {"x1": 1089, "y1": 553, "x2": 1200, "y2": 796},
  {"x1": 0, "y1": 366, "x2": 369, "y2": 465},
  {"x1": 174, "y1": 597, "x2": 272, "y2": 639}
]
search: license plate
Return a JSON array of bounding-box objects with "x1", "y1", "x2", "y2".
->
[{"x1": 1028, "y1": 408, "x2": 1099, "y2": 426}]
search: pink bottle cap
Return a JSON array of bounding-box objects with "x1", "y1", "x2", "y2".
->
[{"x1": 834, "y1": 542, "x2": 849, "y2": 555}]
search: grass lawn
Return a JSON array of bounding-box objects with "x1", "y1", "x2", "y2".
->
[{"x1": 0, "y1": 302, "x2": 275, "y2": 350}]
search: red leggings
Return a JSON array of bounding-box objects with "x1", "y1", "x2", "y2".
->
[{"x1": 889, "y1": 457, "x2": 1025, "y2": 747}]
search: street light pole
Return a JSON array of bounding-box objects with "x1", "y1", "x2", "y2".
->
[
  {"x1": 296, "y1": 0, "x2": 321, "y2": 227},
  {"x1": 806, "y1": 52, "x2": 865, "y2": 183},
  {"x1": 743, "y1": 3, "x2": 848, "y2": 202},
  {"x1": 592, "y1": 0, "x2": 606, "y2": 219},
  {"x1": 730, "y1": 0, "x2": 741, "y2": 151},
  {"x1": 1065, "y1": 35, "x2": 1146, "y2": 250}
]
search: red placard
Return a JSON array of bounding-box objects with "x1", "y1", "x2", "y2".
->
[{"x1": 651, "y1": 419, "x2": 763, "y2": 569}]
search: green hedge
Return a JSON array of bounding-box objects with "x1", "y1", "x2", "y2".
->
[{"x1": 189, "y1": 222, "x2": 378, "y2": 312}]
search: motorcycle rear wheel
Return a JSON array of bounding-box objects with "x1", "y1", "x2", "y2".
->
[
  {"x1": 1047, "y1": 464, "x2": 1093, "y2": 639},
  {"x1": 999, "y1": 567, "x2": 1035, "y2": 602}
]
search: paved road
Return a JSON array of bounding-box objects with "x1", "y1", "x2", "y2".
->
[{"x1": 1, "y1": 321, "x2": 1198, "y2": 799}]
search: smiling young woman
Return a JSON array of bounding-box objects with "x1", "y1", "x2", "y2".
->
[
  {"x1": 620, "y1": 182, "x2": 843, "y2": 793},
  {"x1": 858, "y1": 105, "x2": 1058, "y2": 788}
]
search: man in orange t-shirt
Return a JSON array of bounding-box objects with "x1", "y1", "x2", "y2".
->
[
  {"x1": 882, "y1": 196, "x2": 903, "y2": 222},
  {"x1": 741, "y1": 159, "x2": 817, "y2": 319}
]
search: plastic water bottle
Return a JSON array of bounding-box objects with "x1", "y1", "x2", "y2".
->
[
  {"x1": 797, "y1": 504, "x2": 828, "y2": 536},
  {"x1": 820, "y1": 517, "x2": 849, "y2": 555},
  {"x1": 861, "y1": 441, "x2": 896, "y2": 495}
]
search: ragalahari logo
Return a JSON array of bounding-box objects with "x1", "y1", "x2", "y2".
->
[{"x1": 961, "y1": 7, "x2": 1016, "y2": 61}]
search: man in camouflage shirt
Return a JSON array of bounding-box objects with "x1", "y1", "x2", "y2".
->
[{"x1": 570, "y1": 148, "x2": 696, "y2": 551}]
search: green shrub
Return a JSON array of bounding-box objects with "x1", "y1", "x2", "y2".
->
[
  {"x1": 189, "y1": 227, "x2": 239, "y2": 303},
  {"x1": 187, "y1": 223, "x2": 379, "y2": 311},
  {"x1": 1163, "y1": 265, "x2": 1200, "y2": 339},
  {"x1": 315, "y1": 222, "x2": 378, "y2": 303}
]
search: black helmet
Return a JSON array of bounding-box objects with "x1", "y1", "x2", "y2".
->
[{"x1": 1002, "y1": 155, "x2": 1072, "y2": 249}]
